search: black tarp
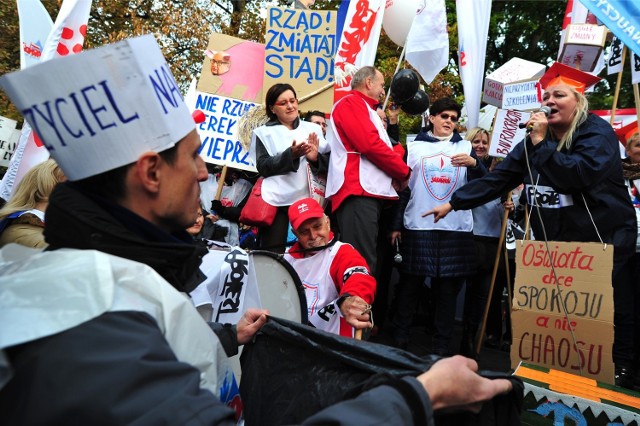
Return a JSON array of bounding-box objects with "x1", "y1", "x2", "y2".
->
[{"x1": 240, "y1": 317, "x2": 523, "y2": 426}]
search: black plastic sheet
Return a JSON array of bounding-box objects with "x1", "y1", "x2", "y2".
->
[{"x1": 240, "y1": 317, "x2": 523, "y2": 426}]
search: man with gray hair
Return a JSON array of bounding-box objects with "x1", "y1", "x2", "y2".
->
[{"x1": 325, "y1": 66, "x2": 410, "y2": 276}]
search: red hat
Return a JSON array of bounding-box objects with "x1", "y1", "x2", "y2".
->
[
  {"x1": 538, "y1": 62, "x2": 601, "y2": 94},
  {"x1": 615, "y1": 121, "x2": 639, "y2": 147},
  {"x1": 288, "y1": 198, "x2": 324, "y2": 230}
]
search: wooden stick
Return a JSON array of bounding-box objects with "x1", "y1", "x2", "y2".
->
[
  {"x1": 610, "y1": 46, "x2": 627, "y2": 126},
  {"x1": 475, "y1": 192, "x2": 511, "y2": 354},
  {"x1": 355, "y1": 329, "x2": 362, "y2": 340},
  {"x1": 214, "y1": 165, "x2": 228, "y2": 201}
]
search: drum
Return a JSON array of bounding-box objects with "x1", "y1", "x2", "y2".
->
[
  {"x1": 191, "y1": 248, "x2": 307, "y2": 324},
  {"x1": 249, "y1": 250, "x2": 308, "y2": 324}
]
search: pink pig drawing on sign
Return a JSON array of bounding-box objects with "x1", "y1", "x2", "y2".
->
[{"x1": 205, "y1": 41, "x2": 265, "y2": 102}]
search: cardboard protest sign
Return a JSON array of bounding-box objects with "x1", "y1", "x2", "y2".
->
[
  {"x1": 483, "y1": 58, "x2": 545, "y2": 111},
  {"x1": 559, "y1": 24, "x2": 607, "y2": 72},
  {"x1": 185, "y1": 81, "x2": 257, "y2": 172},
  {"x1": 0, "y1": 116, "x2": 19, "y2": 168},
  {"x1": 263, "y1": 7, "x2": 337, "y2": 114},
  {"x1": 489, "y1": 109, "x2": 530, "y2": 158},
  {"x1": 197, "y1": 33, "x2": 265, "y2": 104},
  {"x1": 511, "y1": 241, "x2": 615, "y2": 384}
]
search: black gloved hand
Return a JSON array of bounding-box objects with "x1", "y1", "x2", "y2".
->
[{"x1": 211, "y1": 199, "x2": 226, "y2": 216}]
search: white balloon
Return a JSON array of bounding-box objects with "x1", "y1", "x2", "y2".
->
[{"x1": 383, "y1": 0, "x2": 421, "y2": 47}]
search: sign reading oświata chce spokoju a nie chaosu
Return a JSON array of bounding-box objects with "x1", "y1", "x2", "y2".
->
[{"x1": 511, "y1": 240, "x2": 615, "y2": 384}]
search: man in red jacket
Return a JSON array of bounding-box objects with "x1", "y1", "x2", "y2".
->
[
  {"x1": 284, "y1": 198, "x2": 375, "y2": 338},
  {"x1": 325, "y1": 66, "x2": 410, "y2": 274}
]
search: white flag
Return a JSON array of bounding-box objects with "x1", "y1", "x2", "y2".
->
[
  {"x1": 632, "y1": 52, "x2": 640, "y2": 85},
  {"x1": 0, "y1": 0, "x2": 92, "y2": 200},
  {"x1": 405, "y1": 0, "x2": 449, "y2": 84},
  {"x1": 456, "y1": 0, "x2": 491, "y2": 129},
  {"x1": 17, "y1": 0, "x2": 53, "y2": 70}
]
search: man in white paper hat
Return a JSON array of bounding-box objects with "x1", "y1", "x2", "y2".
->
[
  {"x1": 0, "y1": 34, "x2": 268, "y2": 423},
  {"x1": 0, "y1": 35, "x2": 513, "y2": 425}
]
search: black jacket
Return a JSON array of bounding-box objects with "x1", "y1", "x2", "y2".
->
[{"x1": 450, "y1": 114, "x2": 636, "y2": 256}]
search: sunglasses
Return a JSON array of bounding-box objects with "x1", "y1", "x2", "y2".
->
[
  {"x1": 436, "y1": 113, "x2": 459, "y2": 122},
  {"x1": 274, "y1": 98, "x2": 298, "y2": 107}
]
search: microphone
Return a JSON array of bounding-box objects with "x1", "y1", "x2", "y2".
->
[
  {"x1": 518, "y1": 106, "x2": 551, "y2": 130},
  {"x1": 393, "y1": 239, "x2": 403, "y2": 264}
]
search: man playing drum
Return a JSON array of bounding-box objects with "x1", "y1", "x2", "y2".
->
[{"x1": 284, "y1": 198, "x2": 375, "y2": 337}]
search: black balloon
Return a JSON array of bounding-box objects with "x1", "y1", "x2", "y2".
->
[
  {"x1": 400, "y1": 90, "x2": 430, "y2": 116},
  {"x1": 390, "y1": 69, "x2": 419, "y2": 104}
]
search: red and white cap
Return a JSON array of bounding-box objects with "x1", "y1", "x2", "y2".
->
[{"x1": 288, "y1": 198, "x2": 324, "y2": 230}]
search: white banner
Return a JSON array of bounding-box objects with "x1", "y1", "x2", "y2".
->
[
  {"x1": 607, "y1": 36, "x2": 624, "y2": 75},
  {"x1": 333, "y1": 0, "x2": 385, "y2": 102},
  {"x1": 456, "y1": 0, "x2": 491, "y2": 129},
  {"x1": 632, "y1": 52, "x2": 640, "y2": 85},
  {"x1": 489, "y1": 109, "x2": 531, "y2": 159},
  {"x1": 405, "y1": 0, "x2": 449, "y2": 84}
]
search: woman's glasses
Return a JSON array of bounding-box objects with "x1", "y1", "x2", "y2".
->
[
  {"x1": 274, "y1": 98, "x2": 298, "y2": 107},
  {"x1": 437, "y1": 113, "x2": 459, "y2": 122}
]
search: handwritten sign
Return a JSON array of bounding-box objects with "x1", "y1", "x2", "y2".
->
[
  {"x1": 560, "y1": 24, "x2": 607, "y2": 72},
  {"x1": 489, "y1": 109, "x2": 530, "y2": 158},
  {"x1": 264, "y1": 7, "x2": 337, "y2": 113},
  {"x1": 0, "y1": 116, "x2": 19, "y2": 167},
  {"x1": 483, "y1": 58, "x2": 545, "y2": 109},
  {"x1": 184, "y1": 83, "x2": 257, "y2": 172},
  {"x1": 511, "y1": 241, "x2": 614, "y2": 383}
]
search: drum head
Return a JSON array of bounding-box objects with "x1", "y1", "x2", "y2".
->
[{"x1": 250, "y1": 251, "x2": 308, "y2": 324}]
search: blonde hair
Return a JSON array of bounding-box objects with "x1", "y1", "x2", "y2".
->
[
  {"x1": 0, "y1": 159, "x2": 65, "y2": 220},
  {"x1": 548, "y1": 87, "x2": 589, "y2": 152},
  {"x1": 465, "y1": 127, "x2": 491, "y2": 159},
  {"x1": 627, "y1": 132, "x2": 640, "y2": 149}
]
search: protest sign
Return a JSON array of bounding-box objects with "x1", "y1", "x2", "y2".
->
[
  {"x1": 0, "y1": 117, "x2": 19, "y2": 168},
  {"x1": 559, "y1": 24, "x2": 607, "y2": 72},
  {"x1": 483, "y1": 58, "x2": 545, "y2": 111},
  {"x1": 511, "y1": 240, "x2": 615, "y2": 383},
  {"x1": 197, "y1": 33, "x2": 265, "y2": 104},
  {"x1": 489, "y1": 109, "x2": 531, "y2": 158},
  {"x1": 607, "y1": 36, "x2": 625, "y2": 75},
  {"x1": 185, "y1": 82, "x2": 257, "y2": 172},
  {"x1": 264, "y1": 7, "x2": 337, "y2": 113}
]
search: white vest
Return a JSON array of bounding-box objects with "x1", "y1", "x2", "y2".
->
[
  {"x1": 284, "y1": 242, "x2": 347, "y2": 336},
  {"x1": 251, "y1": 121, "x2": 328, "y2": 206},
  {"x1": 325, "y1": 96, "x2": 397, "y2": 199},
  {"x1": 404, "y1": 139, "x2": 473, "y2": 231}
]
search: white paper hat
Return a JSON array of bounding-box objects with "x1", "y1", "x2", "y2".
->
[{"x1": 0, "y1": 34, "x2": 195, "y2": 180}]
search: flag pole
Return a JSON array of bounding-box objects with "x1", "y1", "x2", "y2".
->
[
  {"x1": 633, "y1": 83, "x2": 640, "y2": 125},
  {"x1": 382, "y1": 43, "x2": 409, "y2": 111},
  {"x1": 610, "y1": 46, "x2": 627, "y2": 126}
]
